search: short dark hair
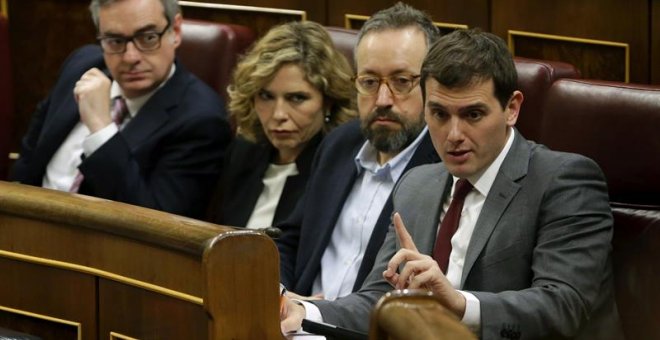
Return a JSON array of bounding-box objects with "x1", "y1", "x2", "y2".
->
[
  {"x1": 420, "y1": 29, "x2": 517, "y2": 109},
  {"x1": 356, "y1": 2, "x2": 440, "y2": 51},
  {"x1": 89, "y1": 0, "x2": 180, "y2": 30}
]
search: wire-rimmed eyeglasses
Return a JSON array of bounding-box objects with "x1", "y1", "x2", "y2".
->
[{"x1": 353, "y1": 73, "x2": 421, "y2": 96}]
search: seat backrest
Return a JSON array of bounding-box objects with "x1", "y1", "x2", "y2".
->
[
  {"x1": 324, "y1": 26, "x2": 358, "y2": 71},
  {"x1": 540, "y1": 79, "x2": 660, "y2": 208},
  {"x1": 611, "y1": 207, "x2": 660, "y2": 340},
  {"x1": 177, "y1": 19, "x2": 255, "y2": 102},
  {"x1": 513, "y1": 56, "x2": 580, "y2": 142},
  {"x1": 0, "y1": 15, "x2": 13, "y2": 180}
]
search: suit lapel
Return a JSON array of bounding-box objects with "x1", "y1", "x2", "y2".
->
[
  {"x1": 300, "y1": 137, "x2": 362, "y2": 283},
  {"x1": 121, "y1": 66, "x2": 187, "y2": 148},
  {"x1": 405, "y1": 131, "x2": 444, "y2": 253},
  {"x1": 414, "y1": 170, "x2": 452, "y2": 255},
  {"x1": 38, "y1": 95, "x2": 81, "y2": 159},
  {"x1": 460, "y1": 131, "x2": 530, "y2": 287},
  {"x1": 26, "y1": 95, "x2": 84, "y2": 182},
  {"x1": 406, "y1": 130, "x2": 442, "y2": 169}
]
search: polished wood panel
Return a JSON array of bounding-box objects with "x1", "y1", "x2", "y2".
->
[
  {"x1": 328, "y1": 0, "x2": 488, "y2": 29},
  {"x1": 344, "y1": 14, "x2": 468, "y2": 35},
  {"x1": 652, "y1": 0, "x2": 660, "y2": 84},
  {"x1": 98, "y1": 279, "x2": 207, "y2": 339},
  {"x1": 492, "y1": 0, "x2": 649, "y2": 83},
  {"x1": 0, "y1": 14, "x2": 12, "y2": 180},
  {"x1": 509, "y1": 30, "x2": 629, "y2": 82},
  {"x1": 0, "y1": 258, "x2": 93, "y2": 339},
  {"x1": 180, "y1": 1, "x2": 305, "y2": 38},
  {"x1": 184, "y1": 0, "x2": 324, "y2": 23},
  {"x1": 0, "y1": 181, "x2": 283, "y2": 339},
  {"x1": 7, "y1": 0, "x2": 95, "y2": 160}
]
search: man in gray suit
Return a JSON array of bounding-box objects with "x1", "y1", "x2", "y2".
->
[{"x1": 281, "y1": 29, "x2": 622, "y2": 339}]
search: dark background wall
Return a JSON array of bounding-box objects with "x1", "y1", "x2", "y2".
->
[{"x1": 4, "y1": 0, "x2": 660, "y2": 156}]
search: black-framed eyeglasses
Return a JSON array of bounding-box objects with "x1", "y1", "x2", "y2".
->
[
  {"x1": 97, "y1": 23, "x2": 171, "y2": 54},
  {"x1": 353, "y1": 73, "x2": 421, "y2": 96}
]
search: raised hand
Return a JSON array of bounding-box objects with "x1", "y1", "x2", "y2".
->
[
  {"x1": 73, "y1": 67, "x2": 113, "y2": 133},
  {"x1": 383, "y1": 212, "x2": 466, "y2": 317}
]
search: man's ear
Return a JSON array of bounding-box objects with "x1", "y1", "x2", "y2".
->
[
  {"x1": 505, "y1": 90, "x2": 523, "y2": 127},
  {"x1": 171, "y1": 13, "x2": 183, "y2": 47}
]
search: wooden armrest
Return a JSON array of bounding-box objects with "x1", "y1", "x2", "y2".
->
[{"x1": 369, "y1": 289, "x2": 476, "y2": 340}]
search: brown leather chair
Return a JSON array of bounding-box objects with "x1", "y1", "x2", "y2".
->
[
  {"x1": 177, "y1": 19, "x2": 255, "y2": 102},
  {"x1": 513, "y1": 57, "x2": 580, "y2": 143},
  {"x1": 0, "y1": 15, "x2": 13, "y2": 180},
  {"x1": 324, "y1": 26, "x2": 358, "y2": 71},
  {"x1": 540, "y1": 79, "x2": 660, "y2": 208},
  {"x1": 611, "y1": 207, "x2": 660, "y2": 340}
]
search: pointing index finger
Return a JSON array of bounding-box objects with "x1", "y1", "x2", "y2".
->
[{"x1": 393, "y1": 212, "x2": 418, "y2": 252}]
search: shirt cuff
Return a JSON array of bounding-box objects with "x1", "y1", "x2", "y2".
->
[
  {"x1": 298, "y1": 300, "x2": 324, "y2": 323},
  {"x1": 458, "y1": 290, "x2": 481, "y2": 333},
  {"x1": 82, "y1": 123, "x2": 118, "y2": 156}
]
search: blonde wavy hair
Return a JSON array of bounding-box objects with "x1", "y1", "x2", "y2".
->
[{"x1": 228, "y1": 21, "x2": 357, "y2": 143}]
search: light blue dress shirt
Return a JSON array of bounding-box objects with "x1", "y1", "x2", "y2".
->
[{"x1": 312, "y1": 127, "x2": 428, "y2": 300}]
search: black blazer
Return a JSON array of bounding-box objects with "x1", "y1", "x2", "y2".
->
[
  {"x1": 277, "y1": 119, "x2": 441, "y2": 295},
  {"x1": 210, "y1": 133, "x2": 322, "y2": 228},
  {"x1": 11, "y1": 45, "x2": 231, "y2": 219}
]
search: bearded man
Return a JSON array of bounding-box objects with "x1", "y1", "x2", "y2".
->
[{"x1": 277, "y1": 2, "x2": 441, "y2": 299}]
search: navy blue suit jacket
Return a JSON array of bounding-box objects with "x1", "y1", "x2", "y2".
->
[
  {"x1": 277, "y1": 119, "x2": 440, "y2": 295},
  {"x1": 11, "y1": 45, "x2": 231, "y2": 219}
]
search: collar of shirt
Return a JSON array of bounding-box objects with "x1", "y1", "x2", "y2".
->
[
  {"x1": 109, "y1": 63, "x2": 177, "y2": 118},
  {"x1": 354, "y1": 126, "x2": 429, "y2": 182},
  {"x1": 458, "y1": 127, "x2": 516, "y2": 197}
]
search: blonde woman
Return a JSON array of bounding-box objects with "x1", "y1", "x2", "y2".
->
[{"x1": 209, "y1": 21, "x2": 356, "y2": 228}]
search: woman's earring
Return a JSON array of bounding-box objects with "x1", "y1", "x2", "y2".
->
[{"x1": 324, "y1": 112, "x2": 331, "y2": 123}]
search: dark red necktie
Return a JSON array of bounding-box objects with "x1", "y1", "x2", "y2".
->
[
  {"x1": 69, "y1": 96, "x2": 127, "y2": 193},
  {"x1": 432, "y1": 178, "x2": 473, "y2": 273}
]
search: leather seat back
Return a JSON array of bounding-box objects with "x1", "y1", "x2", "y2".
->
[
  {"x1": 513, "y1": 57, "x2": 580, "y2": 142},
  {"x1": 178, "y1": 19, "x2": 256, "y2": 102},
  {"x1": 541, "y1": 79, "x2": 660, "y2": 208}
]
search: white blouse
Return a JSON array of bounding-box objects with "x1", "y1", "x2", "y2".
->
[{"x1": 245, "y1": 162, "x2": 299, "y2": 229}]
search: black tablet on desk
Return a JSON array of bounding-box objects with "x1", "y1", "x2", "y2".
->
[{"x1": 301, "y1": 319, "x2": 368, "y2": 340}]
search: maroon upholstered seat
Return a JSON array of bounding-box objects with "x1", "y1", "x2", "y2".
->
[
  {"x1": 513, "y1": 57, "x2": 580, "y2": 143},
  {"x1": 0, "y1": 15, "x2": 13, "y2": 180},
  {"x1": 324, "y1": 26, "x2": 358, "y2": 71},
  {"x1": 611, "y1": 207, "x2": 660, "y2": 340},
  {"x1": 540, "y1": 79, "x2": 660, "y2": 208},
  {"x1": 177, "y1": 19, "x2": 255, "y2": 102}
]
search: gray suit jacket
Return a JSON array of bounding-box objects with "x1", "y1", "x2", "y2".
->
[{"x1": 314, "y1": 130, "x2": 621, "y2": 339}]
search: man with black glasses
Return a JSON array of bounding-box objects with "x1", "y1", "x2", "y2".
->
[
  {"x1": 11, "y1": 0, "x2": 230, "y2": 219},
  {"x1": 277, "y1": 2, "x2": 441, "y2": 300}
]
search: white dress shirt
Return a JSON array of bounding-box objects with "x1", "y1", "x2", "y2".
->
[
  {"x1": 311, "y1": 127, "x2": 428, "y2": 300},
  {"x1": 440, "y1": 127, "x2": 515, "y2": 332},
  {"x1": 43, "y1": 65, "x2": 176, "y2": 191}
]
